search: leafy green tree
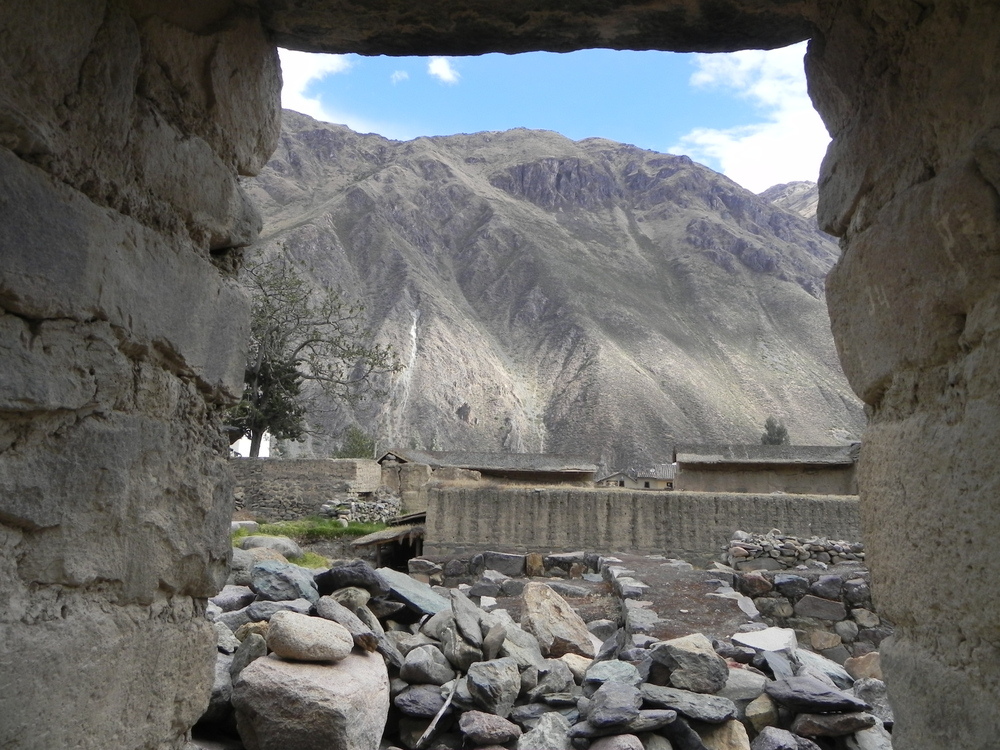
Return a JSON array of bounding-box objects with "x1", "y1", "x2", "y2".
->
[
  {"x1": 228, "y1": 255, "x2": 398, "y2": 457},
  {"x1": 761, "y1": 416, "x2": 790, "y2": 445},
  {"x1": 335, "y1": 425, "x2": 377, "y2": 459}
]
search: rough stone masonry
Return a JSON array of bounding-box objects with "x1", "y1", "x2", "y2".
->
[{"x1": 1, "y1": 2, "x2": 999, "y2": 749}]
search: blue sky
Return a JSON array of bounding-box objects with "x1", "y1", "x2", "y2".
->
[{"x1": 279, "y1": 43, "x2": 829, "y2": 194}]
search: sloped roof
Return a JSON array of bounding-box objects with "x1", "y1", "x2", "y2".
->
[
  {"x1": 378, "y1": 449, "x2": 597, "y2": 474},
  {"x1": 634, "y1": 463, "x2": 676, "y2": 480},
  {"x1": 597, "y1": 463, "x2": 676, "y2": 483},
  {"x1": 674, "y1": 443, "x2": 860, "y2": 466}
]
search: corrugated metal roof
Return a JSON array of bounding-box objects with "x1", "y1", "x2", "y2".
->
[
  {"x1": 634, "y1": 463, "x2": 676, "y2": 480},
  {"x1": 673, "y1": 443, "x2": 859, "y2": 466},
  {"x1": 377, "y1": 449, "x2": 597, "y2": 473}
]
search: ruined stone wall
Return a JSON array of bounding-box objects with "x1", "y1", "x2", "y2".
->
[
  {"x1": 424, "y1": 488, "x2": 860, "y2": 565},
  {"x1": 0, "y1": 3, "x2": 279, "y2": 747},
  {"x1": 233, "y1": 458, "x2": 381, "y2": 521},
  {"x1": 811, "y1": 3, "x2": 1000, "y2": 747}
]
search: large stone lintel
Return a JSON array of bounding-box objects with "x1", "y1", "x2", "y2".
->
[{"x1": 261, "y1": 0, "x2": 816, "y2": 56}]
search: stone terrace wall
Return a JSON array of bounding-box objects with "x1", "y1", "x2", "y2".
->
[
  {"x1": 425, "y1": 488, "x2": 860, "y2": 565},
  {"x1": 232, "y1": 458, "x2": 381, "y2": 521}
]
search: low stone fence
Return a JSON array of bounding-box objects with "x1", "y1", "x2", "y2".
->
[
  {"x1": 425, "y1": 487, "x2": 860, "y2": 566},
  {"x1": 232, "y1": 458, "x2": 381, "y2": 521}
]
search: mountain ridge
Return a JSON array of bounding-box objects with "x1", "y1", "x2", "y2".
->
[{"x1": 245, "y1": 111, "x2": 863, "y2": 468}]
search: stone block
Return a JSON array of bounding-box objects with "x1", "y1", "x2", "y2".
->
[{"x1": 794, "y1": 595, "x2": 847, "y2": 621}]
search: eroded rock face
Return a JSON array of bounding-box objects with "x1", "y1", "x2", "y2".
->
[
  {"x1": 810, "y1": 3, "x2": 1000, "y2": 747},
  {"x1": 0, "y1": 2, "x2": 279, "y2": 747}
]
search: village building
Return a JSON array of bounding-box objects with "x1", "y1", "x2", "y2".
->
[
  {"x1": 597, "y1": 463, "x2": 676, "y2": 490},
  {"x1": 673, "y1": 444, "x2": 860, "y2": 495}
]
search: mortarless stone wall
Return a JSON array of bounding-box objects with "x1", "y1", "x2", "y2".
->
[
  {"x1": 424, "y1": 488, "x2": 860, "y2": 566},
  {"x1": 232, "y1": 458, "x2": 382, "y2": 521},
  {"x1": 0, "y1": 3, "x2": 279, "y2": 747}
]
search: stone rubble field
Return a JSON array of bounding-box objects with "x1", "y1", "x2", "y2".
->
[{"x1": 196, "y1": 533, "x2": 894, "y2": 750}]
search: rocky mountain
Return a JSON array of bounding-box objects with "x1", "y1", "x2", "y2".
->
[
  {"x1": 245, "y1": 111, "x2": 863, "y2": 469},
  {"x1": 758, "y1": 181, "x2": 820, "y2": 220}
]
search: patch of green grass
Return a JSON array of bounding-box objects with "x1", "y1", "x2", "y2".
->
[
  {"x1": 232, "y1": 516, "x2": 386, "y2": 546},
  {"x1": 286, "y1": 550, "x2": 332, "y2": 569}
]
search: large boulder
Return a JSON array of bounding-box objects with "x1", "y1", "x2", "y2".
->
[
  {"x1": 241, "y1": 535, "x2": 303, "y2": 559},
  {"x1": 521, "y1": 582, "x2": 596, "y2": 658},
  {"x1": 649, "y1": 633, "x2": 729, "y2": 694},
  {"x1": 266, "y1": 611, "x2": 354, "y2": 662},
  {"x1": 232, "y1": 652, "x2": 389, "y2": 750}
]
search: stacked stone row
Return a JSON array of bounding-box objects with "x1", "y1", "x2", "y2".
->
[
  {"x1": 321, "y1": 492, "x2": 402, "y2": 525},
  {"x1": 200, "y1": 539, "x2": 895, "y2": 750},
  {"x1": 733, "y1": 568, "x2": 892, "y2": 668},
  {"x1": 725, "y1": 530, "x2": 864, "y2": 569}
]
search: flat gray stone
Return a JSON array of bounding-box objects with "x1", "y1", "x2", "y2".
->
[
  {"x1": 716, "y1": 666, "x2": 768, "y2": 702},
  {"x1": 583, "y1": 659, "x2": 643, "y2": 694},
  {"x1": 640, "y1": 684, "x2": 737, "y2": 723},
  {"x1": 482, "y1": 552, "x2": 526, "y2": 577},
  {"x1": 459, "y1": 710, "x2": 522, "y2": 744},
  {"x1": 731, "y1": 627, "x2": 797, "y2": 654},
  {"x1": 750, "y1": 726, "x2": 823, "y2": 749},
  {"x1": 249, "y1": 561, "x2": 319, "y2": 603},
  {"x1": 794, "y1": 595, "x2": 847, "y2": 621},
  {"x1": 394, "y1": 684, "x2": 448, "y2": 718},
  {"x1": 378, "y1": 567, "x2": 450, "y2": 615},
  {"x1": 211, "y1": 585, "x2": 256, "y2": 612},
  {"x1": 765, "y1": 675, "x2": 871, "y2": 713},
  {"x1": 400, "y1": 644, "x2": 456, "y2": 686},
  {"x1": 588, "y1": 682, "x2": 642, "y2": 728},
  {"x1": 790, "y1": 711, "x2": 877, "y2": 737}
]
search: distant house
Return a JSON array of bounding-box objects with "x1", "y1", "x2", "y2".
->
[
  {"x1": 673, "y1": 443, "x2": 860, "y2": 495},
  {"x1": 597, "y1": 463, "x2": 675, "y2": 490}
]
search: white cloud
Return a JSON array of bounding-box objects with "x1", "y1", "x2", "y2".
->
[
  {"x1": 391, "y1": 70, "x2": 410, "y2": 84},
  {"x1": 279, "y1": 49, "x2": 353, "y2": 120},
  {"x1": 427, "y1": 57, "x2": 460, "y2": 84},
  {"x1": 278, "y1": 48, "x2": 414, "y2": 140},
  {"x1": 672, "y1": 42, "x2": 830, "y2": 193}
]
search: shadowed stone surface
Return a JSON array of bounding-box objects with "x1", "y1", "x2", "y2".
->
[{"x1": 233, "y1": 652, "x2": 389, "y2": 750}]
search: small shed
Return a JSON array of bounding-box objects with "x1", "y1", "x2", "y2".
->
[{"x1": 673, "y1": 444, "x2": 860, "y2": 495}]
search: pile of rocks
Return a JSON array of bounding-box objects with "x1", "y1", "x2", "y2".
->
[
  {"x1": 320, "y1": 487, "x2": 402, "y2": 525},
  {"x1": 725, "y1": 531, "x2": 865, "y2": 570},
  {"x1": 733, "y1": 569, "x2": 892, "y2": 667},
  {"x1": 200, "y1": 538, "x2": 894, "y2": 750}
]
